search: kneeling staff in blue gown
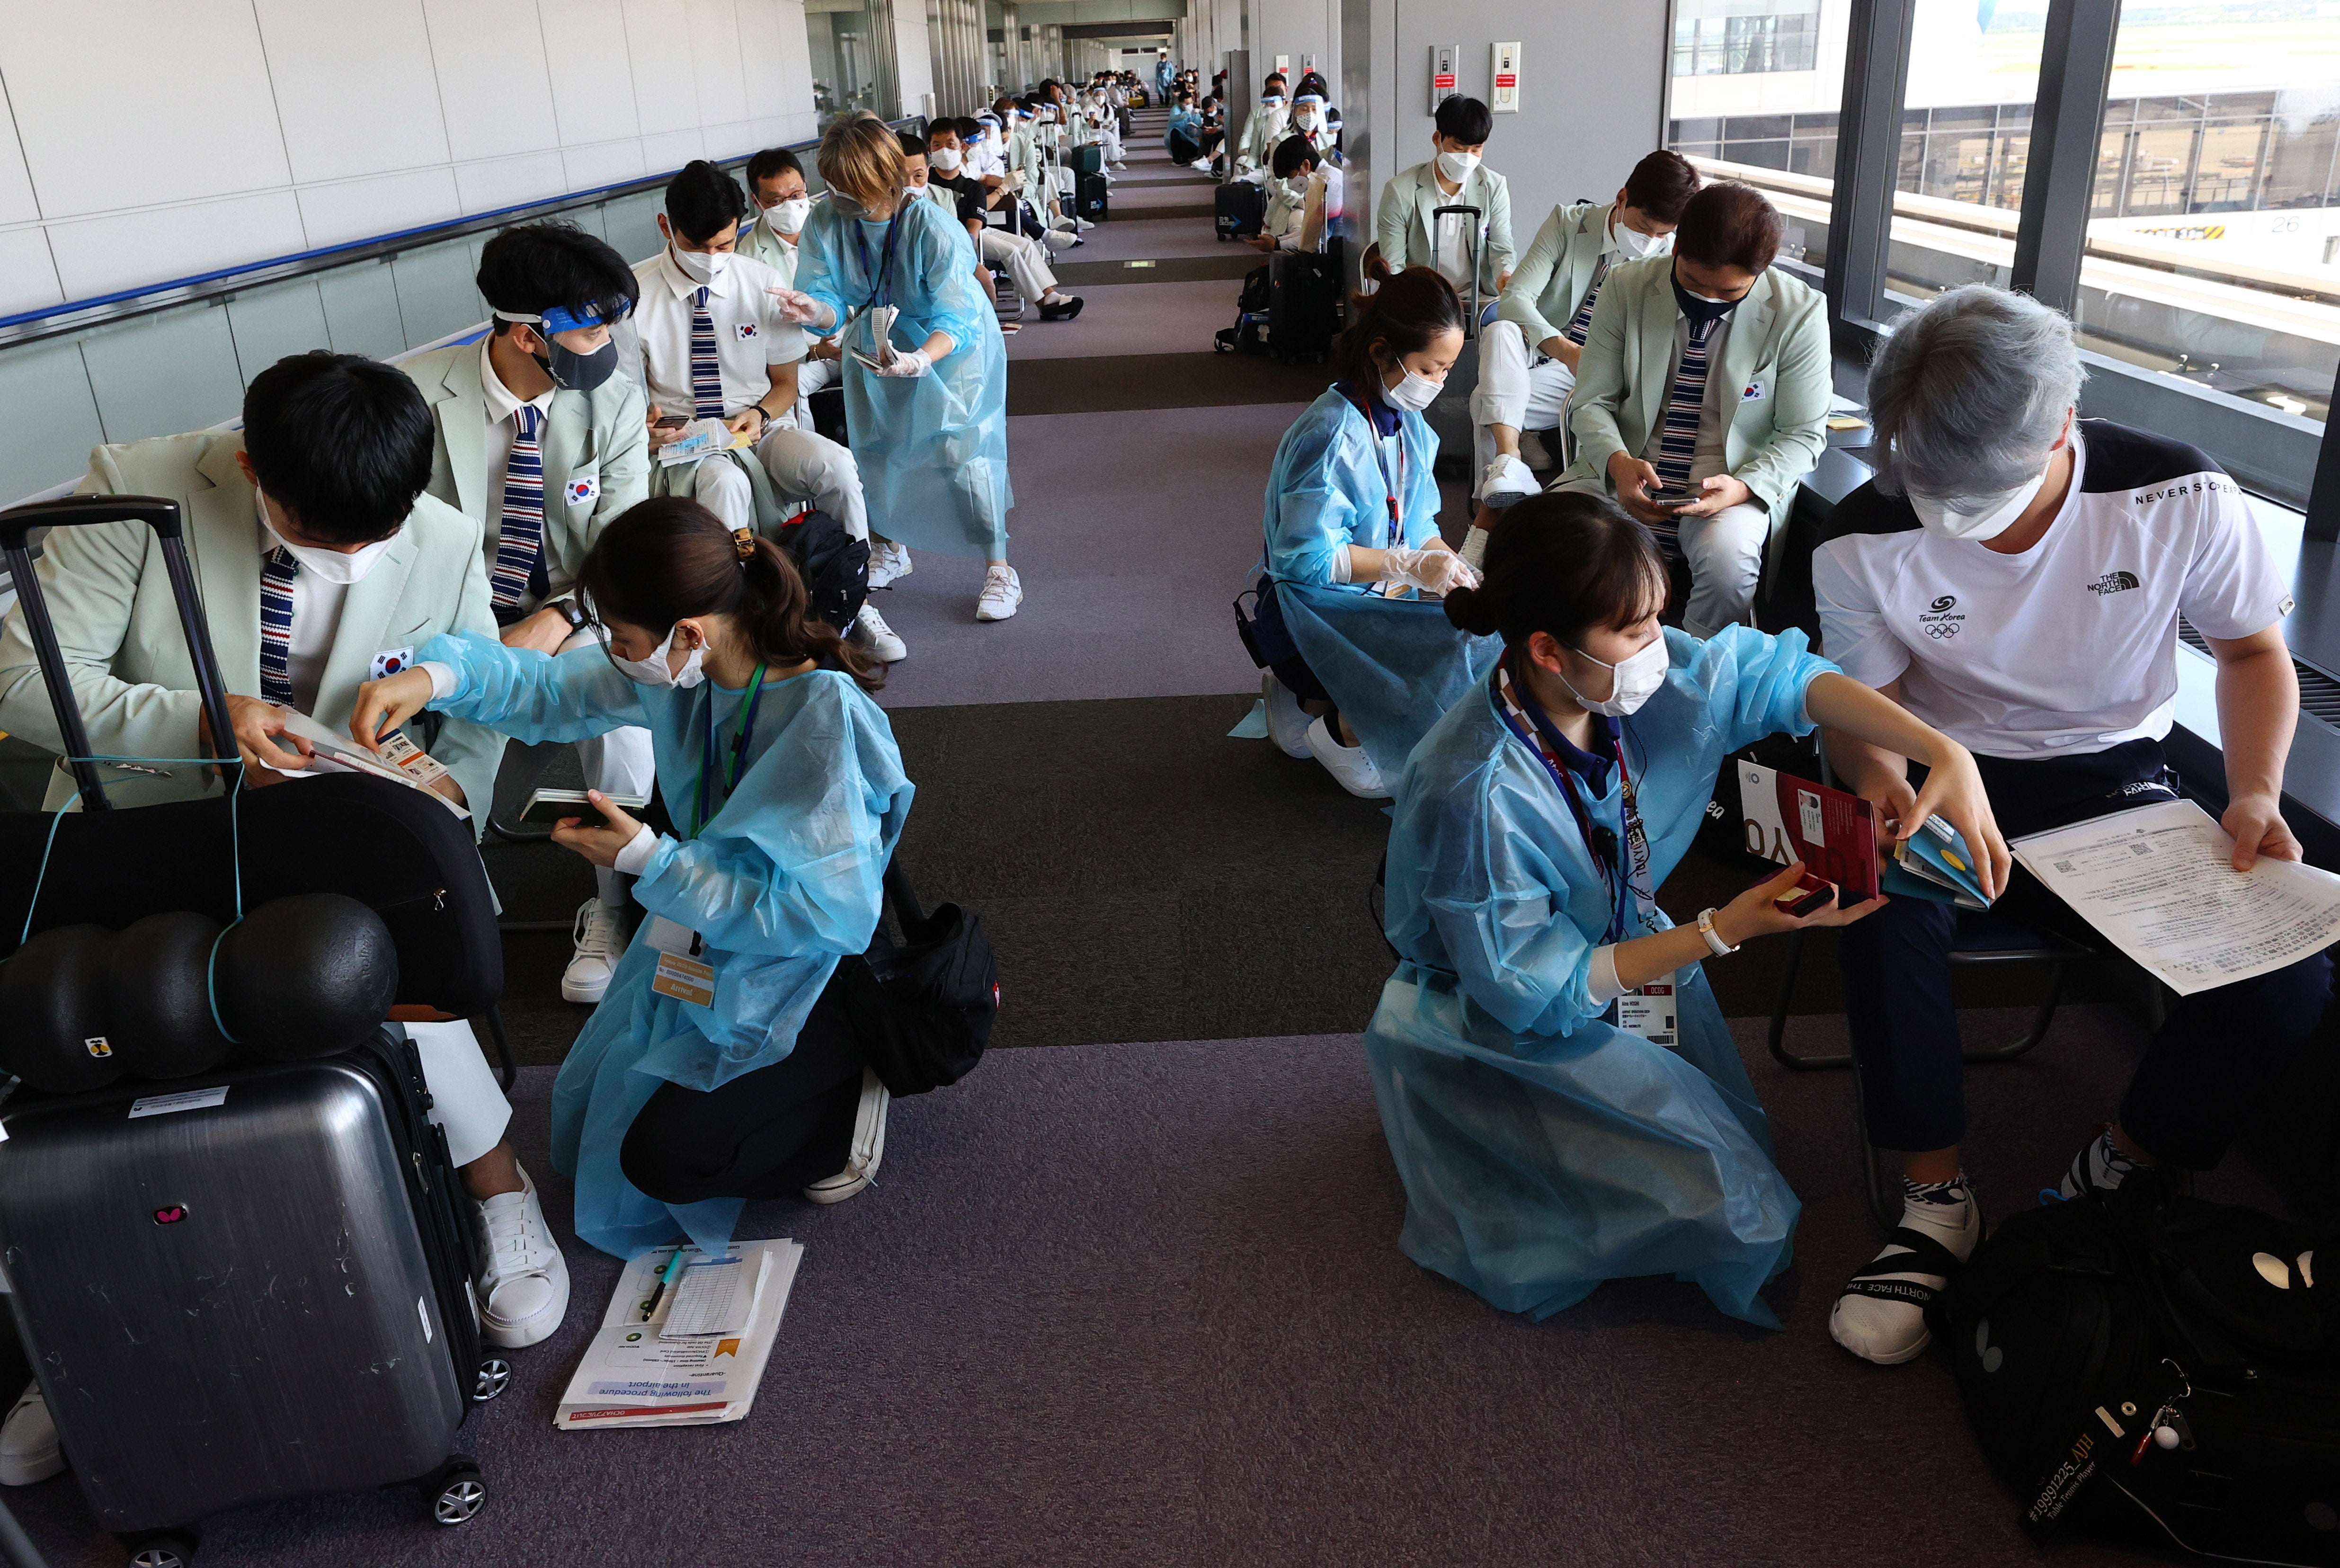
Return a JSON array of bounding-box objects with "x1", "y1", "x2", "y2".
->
[
  {"x1": 351, "y1": 497, "x2": 914, "y2": 1259},
  {"x1": 1363, "y1": 492, "x2": 2006, "y2": 1326}
]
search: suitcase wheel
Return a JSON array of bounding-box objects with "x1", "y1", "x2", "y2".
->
[
  {"x1": 422, "y1": 1458, "x2": 488, "y2": 1526},
  {"x1": 120, "y1": 1532, "x2": 199, "y2": 1568},
  {"x1": 473, "y1": 1356, "x2": 512, "y2": 1402}
]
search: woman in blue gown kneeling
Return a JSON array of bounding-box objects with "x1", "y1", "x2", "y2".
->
[{"x1": 1363, "y1": 492, "x2": 2002, "y2": 1325}]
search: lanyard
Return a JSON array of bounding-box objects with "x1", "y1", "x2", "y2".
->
[
  {"x1": 1492, "y1": 659, "x2": 1654, "y2": 944},
  {"x1": 849, "y1": 210, "x2": 905, "y2": 315},
  {"x1": 1346, "y1": 393, "x2": 1405, "y2": 547},
  {"x1": 692, "y1": 662, "x2": 768, "y2": 840}
]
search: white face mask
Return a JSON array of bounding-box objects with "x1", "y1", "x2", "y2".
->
[
  {"x1": 609, "y1": 625, "x2": 707, "y2": 689},
  {"x1": 1293, "y1": 107, "x2": 1322, "y2": 131},
  {"x1": 1680, "y1": 284, "x2": 1737, "y2": 306},
  {"x1": 767, "y1": 196, "x2": 810, "y2": 235},
  {"x1": 931, "y1": 146, "x2": 963, "y2": 172},
  {"x1": 258, "y1": 499, "x2": 393, "y2": 586},
  {"x1": 1613, "y1": 217, "x2": 1659, "y2": 260},
  {"x1": 1563, "y1": 633, "x2": 1669, "y2": 718},
  {"x1": 1436, "y1": 148, "x2": 1480, "y2": 184},
  {"x1": 1384, "y1": 366, "x2": 1442, "y2": 413},
  {"x1": 1909, "y1": 470, "x2": 2046, "y2": 543},
  {"x1": 669, "y1": 242, "x2": 727, "y2": 285},
  {"x1": 1281, "y1": 175, "x2": 1310, "y2": 202}
]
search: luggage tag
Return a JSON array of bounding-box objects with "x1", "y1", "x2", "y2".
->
[
  {"x1": 1616, "y1": 978, "x2": 1678, "y2": 1046},
  {"x1": 373, "y1": 728, "x2": 451, "y2": 789},
  {"x1": 644, "y1": 916, "x2": 716, "y2": 1007}
]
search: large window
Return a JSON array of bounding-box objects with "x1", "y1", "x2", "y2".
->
[
  {"x1": 2076, "y1": 9, "x2": 2340, "y2": 427},
  {"x1": 1665, "y1": 1, "x2": 1849, "y2": 272},
  {"x1": 1674, "y1": 1, "x2": 1824, "y2": 77},
  {"x1": 808, "y1": 0, "x2": 897, "y2": 126}
]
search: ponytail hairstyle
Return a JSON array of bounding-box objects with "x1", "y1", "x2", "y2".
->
[
  {"x1": 1332, "y1": 260, "x2": 1465, "y2": 396},
  {"x1": 576, "y1": 497, "x2": 882, "y2": 693},
  {"x1": 1443, "y1": 491, "x2": 1668, "y2": 650}
]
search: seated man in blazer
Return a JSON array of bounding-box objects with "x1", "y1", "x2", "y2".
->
[
  {"x1": 1467, "y1": 150, "x2": 1700, "y2": 531},
  {"x1": 1553, "y1": 181, "x2": 1831, "y2": 637},
  {"x1": 402, "y1": 220, "x2": 651, "y2": 1007},
  {"x1": 1374, "y1": 95, "x2": 1513, "y2": 315},
  {"x1": 0, "y1": 356, "x2": 569, "y2": 1485}
]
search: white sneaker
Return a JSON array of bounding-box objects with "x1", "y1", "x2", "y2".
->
[
  {"x1": 1075, "y1": 217, "x2": 1096, "y2": 231},
  {"x1": 804, "y1": 1068, "x2": 889, "y2": 1204},
  {"x1": 1305, "y1": 715, "x2": 1390, "y2": 799},
  {"x1": 1262, "y1": 674, "x2": 1312, "y2": 758},
  {"x1": 866, "y1": 537, "x2": 913, "y2": 589},
  {"x1": 0, "y1": 1384, "x2": 61, "y2": 1486},
  {"x1": 1518, "y1": 428, "x2": 1556, "y2": 471},
  {"x1": 1829, "y1": 1179, "x2": 1982, "y2": 1366},
  {"x1": 1481, "y1": 453, "x2": 1539, "y2": 508},
  {"x1": 1458, "y1": 524, "x2": 1493, "y2": 571},
  {"x1": 976, "y1": 563, "x2": 1023, "y2": 622},
  {"x1": 475, "y1": 1166, "x2": 570, "y2": 1350},
  {"x1": 849, "y1": 602, "x2": 908, "y2": 663},
  {"x1": 561, "y1": 897, "x2": 623, "y2": 1006},
  {"x1": 1040, "y1": 228, "x2": 1077, "y2": 251}
]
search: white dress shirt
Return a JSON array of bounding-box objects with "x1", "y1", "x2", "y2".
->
[
  {"x1": 255, "y1": 499, "x2": 348, "y2": 716},
  {"x1": 1637, "y1": 313, "x2": 1735, "y2": 483},
  {"x1": 618, "y1": 247, "x2": 805, "y2": 419}
]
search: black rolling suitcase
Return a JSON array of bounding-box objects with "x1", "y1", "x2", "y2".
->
[
  {"x1": 0, "y1": 497, "x2": 510, "y2": 1566},
  {"x1": 1076, "y1": 170, "x2": 1109, "y2": 221},
  {"x1": 1215, "y1": 179, "x2": 1265, "y2": 241},
  {"x1": 1268, "y1": 238, "x2": 1344, "y2": 364}
]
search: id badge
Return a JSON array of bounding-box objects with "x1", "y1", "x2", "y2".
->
[
  {"x1": 1616, "y1": 980, "x2": 1678, "y2": 1046},
  {"x1": 651, "y1": 953, "x2": 716, "y2": 1007}
]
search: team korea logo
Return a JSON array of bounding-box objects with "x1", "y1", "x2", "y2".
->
[
  {"x1": 1919, "y1": 593, "x2": 1965, "y2": 641},
  {"x1": 2086, "y1": 570, "x2": 2140, "y2": 597}
]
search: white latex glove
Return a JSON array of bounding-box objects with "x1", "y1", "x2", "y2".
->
[
  {"x1": 1379, "y1": 544, "x2": 1481, "y2": 596},
  {"x1": 871, "y1": 348, "x2": 933, "y2": 378},
  {"x1": 767, "y1": 287, "x2": 833, "y2": 329}
]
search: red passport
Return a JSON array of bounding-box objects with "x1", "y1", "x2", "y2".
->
[{"x1": 1733, "y1": 761, "x2": 1881, "y2": 902}]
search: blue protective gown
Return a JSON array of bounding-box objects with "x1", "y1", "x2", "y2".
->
[
  {"x1": 794, "y1": 193, "x2": 1012, "y2": 559},
  {"x1": 418, "y1": 632, "x2": 914, "y2": 1258},
  {"x1": 1364, "y1": 625, "x2": 1834, "y2": 1327},
  {"x1": 1257, "y1": 385, "x2": 1499, "y2": 778}
]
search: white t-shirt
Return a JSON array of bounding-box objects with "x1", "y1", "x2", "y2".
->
[
  {"x1": 1814, "y1": 421, "x2": 2293, "y2": 759},
  {"x1": 617, "y1": 247, "x2": 804, "y2": 420}
]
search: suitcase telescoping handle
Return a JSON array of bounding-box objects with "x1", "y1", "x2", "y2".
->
[
  {"x1": 1431, "y1": 203, "x2": 1486, "y2": 339},
  {"x1": 0, "y1": 494, "x2": 239, "y2": 812}
]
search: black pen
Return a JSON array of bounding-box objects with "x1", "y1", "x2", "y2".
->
[{"x1": 640, "y1": 1246, "x2": 688, "y2": 1323}]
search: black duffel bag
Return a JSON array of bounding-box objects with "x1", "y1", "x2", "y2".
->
[
  {"x1": 773, "y1": 508, "x2": 870, "y2": 637},
  {"x1": 843, "y1": 859, "x2": 998, "y2": 1095},
  {"x1": 1932, "y1": 1171, "x2": 2340, "y2": 1564}
]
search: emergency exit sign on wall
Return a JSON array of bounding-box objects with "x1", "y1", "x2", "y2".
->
[{"x1": 1492, "y1": 42, "x2": 1521, "y2": 113}]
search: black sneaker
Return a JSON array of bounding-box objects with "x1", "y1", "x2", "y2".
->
[{"x1": 1040, "y1": 294, "x2": 1085, "y2": 321}]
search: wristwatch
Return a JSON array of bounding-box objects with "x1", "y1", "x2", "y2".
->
[
  {"x1": 1695, "y1": 907, "x2": 1740, "y2": 957},
  {"x1": 552, "y1": 599, "x2": 587, "y2": 630}
]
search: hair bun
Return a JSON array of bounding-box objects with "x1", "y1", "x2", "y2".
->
[{"x1": 1443, "y1": 583, "x2": 1496, "y2": 637}]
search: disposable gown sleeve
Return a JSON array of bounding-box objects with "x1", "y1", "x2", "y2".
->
[
  {"x1": 1697, "y1": 623, "x2": 1837, "y2": 756},
  {"x1": 1415, "y1": 763, "x2": 1605, "y2": 1039},
  {"x1": 629, "y1": 683, "x2": 901, "y2": 959},
  {"x1": 1398, "y1": 411, "x2": 1443, "y2": 550},
  {"x1": 418, "y1": 630, "x2": 651, "y2": 744},
  {"x1": 790, "y1": 214, "x2": 852, "y2": 342},
  {"x1": 906, "y1": 204, "x2": 989, "y2": 356},
  {"x1": 1266, "y1": 418, "x2": 1366, "y2": 585}
]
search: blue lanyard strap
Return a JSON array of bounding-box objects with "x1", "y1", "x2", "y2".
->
[
  {"x1": 851, "y1": 210, "x2": 905, "y2": 315},
  {"x1": 1492, "y1": 662, "x2": 1652, "y2": 944},
  {"x1": 1346, "y1": 393, "x2": 1405, "y2": 546},
  {"x1": 692, "y1": 664, "x2": 768, "y2": 840}
]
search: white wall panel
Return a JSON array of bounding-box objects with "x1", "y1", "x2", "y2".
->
[
  {"x1": 687, "y1": 0, "x2": 754, "y2": 127},
  {"x1": 453, "y1": 152, "x2": 573, "y2": 214},
  {"x1": 0, "y1": 0, "x2": 291, "y2": 219},
  {"x1": 0, "y1": 231, "x2": 63, "y2": 317},
  {"x1": 254, "y1": 0, "x2": 448, "y2": 183},
  {"x1": 773, "y1": 0, "x2": 819, "y2": 123},
  {"x1": 624, "y1": 0, "x2": 705, "y2": 135},
  {"x1": 295, "y1": 169, "x2": 464, "y2": 250},
  {"x1": 425, "y1": 0, "x2": 563, "y2": 161},
  {"x1": 543, "y1": 0, "x2": 645, "y2": 146},
  {"x1": 0, "y1": 76, "x2": 44, "y2": 227},
  {"x1": 44, "y1": 193, "x2": 310, "y2": 301},
  {"x1": 562, "y1": 139, "x2": 653, "y2": 191},
  {"x1": 641, "y1": 128, "x2": 711, "y2": 172}
]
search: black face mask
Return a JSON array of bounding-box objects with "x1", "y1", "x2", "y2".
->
[
  {"x1": 1669, "y1": 267, "x2": 1744, "y2": 329},
  {"x1": 536, "y1": 335, "x2": 619, "y2": 392}
]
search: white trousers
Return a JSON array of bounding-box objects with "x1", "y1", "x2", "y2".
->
[
  {"x1": 689, "y1": 425, "x2": 870, "y2": 542},
  {"x1": 978, "y1": 227, "x2": 1058, "y2": 303},
  {"x1": 1553, "y1": 475, "x2": 1769, "y2": 637},
  {"x1": 1470, "y1": 319, "x2": 1575, "y2": 485},
  {"x1": 408, "y1": 1020, "x2": 512, "y2": 1168},
  {"x1": 792, "y1": 353, "x2": 840, "y2": 432}
]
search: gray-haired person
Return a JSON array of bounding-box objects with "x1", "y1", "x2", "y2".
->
[{"x1": 1812, "y1": 283, "x2": 2325, "y2": 1365}]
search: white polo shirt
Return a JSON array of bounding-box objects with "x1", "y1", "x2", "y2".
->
[
  {"x1": 1814, "y1": 420, "x2": 2293, "y2": 760},
  {"x1": 618, "y1": 246, "x2": 804, "y2": 420}
]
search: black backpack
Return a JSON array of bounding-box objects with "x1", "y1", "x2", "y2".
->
[
  {"x1": 842, "y1": 860, "x2": 998, "y2": 1096},
  {"x1": 1931, "y1": 1173, "x2": 2340, "y2": 1563},
  {"x1": 773, "y1": 508, "x2": 870, "y2": 637}
]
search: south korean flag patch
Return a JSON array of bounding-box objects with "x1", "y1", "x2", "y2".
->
[
  {"x1": 565, "y1": 475, "x2": 598, "y2": 506},
  {"x1": 734, "y1": 321, "x2": 760, "y2": 342}
]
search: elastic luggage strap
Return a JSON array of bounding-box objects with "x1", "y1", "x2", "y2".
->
[{"x1": 21, "y1": 754, "x2": 250, "y2": 1043}]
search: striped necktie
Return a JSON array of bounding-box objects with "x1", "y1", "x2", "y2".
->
[
  {"x1": 689, "y1": 286, "x2": 724, "y2": 419},
  {"x1": 490, "y1": 404, "x2": 546, "y2": 613},
  {"x1": 259, "y1": 545, "x2": 298, "y2": 707},
  {"x1": 1649, "y1": 313, "x2": 1725, "y2": 553},
  {"x1": 1562, "y1": 256, "x2": 1611, "y2": 347}
]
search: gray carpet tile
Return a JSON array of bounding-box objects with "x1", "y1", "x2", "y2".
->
[
  {"x1": 1049, "y1": 254, "x2": 1258, "y2": 286},
  {"x1": 1002, "y1": 278, "x2": 1246, "y2": 362},
  {"x1": 13, "y1": 1020, "x2": 2289, "y2": 1567},
  {"x1": 1005, "y1": 350, "x2": 1332, "y2": 414},
  {"x1": 1056, "y1": 215, "x2": 1246, "y2": 264}
]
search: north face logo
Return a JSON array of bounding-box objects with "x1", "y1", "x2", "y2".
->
[{"x1": 2087, "y1": 570, "x2": 2140, "y2": 597}]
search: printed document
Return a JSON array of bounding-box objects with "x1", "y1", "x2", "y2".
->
[
  {"x1": 553, "y1": 1238, "x2": 802, "y2": 1430},
  {"x1": 2011, "y1": 799, "x2": 2340, "y2": 997}
]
